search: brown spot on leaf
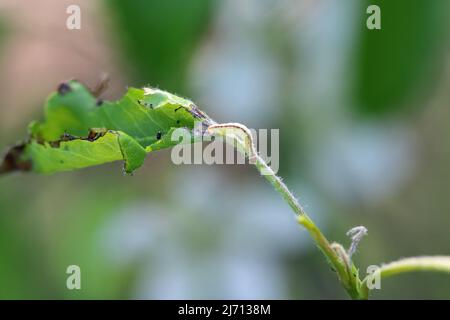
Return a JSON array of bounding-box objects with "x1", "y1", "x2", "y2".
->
[
  {"x1": 57, "y1": 82, "x2": 72, "y2": 95},
  {"x1": 85, "y1": 129, "x2": 106, "y2": 142},
  {"x1": 50, "y1": 132, "x2": 77, "y2": 148},
  {"x1": 48, "y1": 130, "x2": 105, "y2": 148},
  {"x1": 0, "y1": 144, "x2": 32, "y2": 174}
]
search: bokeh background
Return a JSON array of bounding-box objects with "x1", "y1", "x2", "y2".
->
[{"x1": 0, "y1": 0, "x2": 449, "y2": 299}]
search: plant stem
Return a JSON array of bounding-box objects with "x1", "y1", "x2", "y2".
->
[
  {"x1": 209, "y1": 122, "x2": 450, "y2": 299},
  {"x1": 361, "y1": 256, "x2": 450, "y2": 298},
  {"x1": 253, "y1": 154, "x2": 365, "y2": 299},
  {"x1": 378, "y1": 256, "x2": 450, "y2": 278},
  {"x1": 208, "y1": 122, "x2": 366, "y2": 299},
  {"x1": 253, "y1": 155, "x2": 305, "y2": 216}
]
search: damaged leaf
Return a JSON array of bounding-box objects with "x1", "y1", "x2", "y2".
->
[{"x1": 0, "y1": 80, "x2": 213, "y2": 174}]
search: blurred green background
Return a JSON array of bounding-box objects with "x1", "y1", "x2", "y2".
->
[{"x1": 0, "y1": 0, "x2": 449, "y2": 299}]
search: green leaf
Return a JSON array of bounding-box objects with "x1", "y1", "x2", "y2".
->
[
  {"x1": 106, "y1": 0, "x2": 217, "y2": 91},
  {"x1": 355, "y1": 0, "x2": 450, "y2": 116},
  {"x1": 0, "y1": 80, "x2": 213, "y2": 174}
]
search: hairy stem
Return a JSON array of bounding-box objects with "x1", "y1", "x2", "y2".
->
[
  {"x1": 361, "y1": 256, "x2": 450, "y2": 298},
  {"x1": 208, "y1": 122, "x2": 450, "y2": 300},
  {"x1": 208, "y1": 122, "x2": 366, "y2": 299},
  {"x1": 253, "y1": 155, "x2": 305, "y2": 216},
  {"x1": 378, "y1": 256, "x2": 450, "y2": 277},
  {"x1": 254, "y1": 154, "x2": 365, "y2": 299}
]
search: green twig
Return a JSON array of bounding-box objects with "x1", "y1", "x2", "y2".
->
[
  {"x1": 361, "y1": 256, "x2": 450, "y2": 298},
  {"x1": 254, "y1": 153, "x2": 366, "y2": 299},
  {"x1": 208, "y1": 123, "x2": 366, "y2": 299},
  {"x1": 208, "y1": 122, "x2": 450, "y2": 300}
]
